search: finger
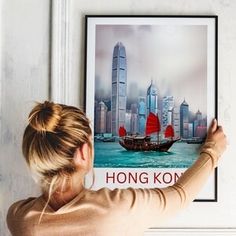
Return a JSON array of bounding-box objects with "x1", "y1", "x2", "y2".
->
[
  {"x1": 209, "y1": 118, "x2": 217, "y2": 133},
  {"x1": 216, "y1": 125, "x2": 223, "y2": 133}
]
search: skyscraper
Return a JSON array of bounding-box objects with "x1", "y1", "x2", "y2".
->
[
  {"x1": 194, "y1": 110, "x2": 203, "y2": 136},
  {"x1": 106, "y1": 111, "x2": 112, "y2": 133},
  {"x1": 130, "y1": 103, "x2": 138, "y2": 134},
  {"x1": 195, "y1": 126, "x2": 207, "y2": 138},
  {"x1": 131, "y1": 113, "x2": 138, "y2": 134},
  {"x1": 125, "y1": 110, "x2": 132, "y2": 133},
  {"x1": 138, "y1": 97, "x2": 146, "y2": 135},
  {"x1": 172, "y1": 106, "x2": 180, "y2": 138},
  {"x1": 193, "y1": 120, "x2": 199, "y2": 137},
  {"x1": 146, "y1": 80, "x2": 158, "y2": 116},
  {"x1": 180, "y1": 99, "x2": 189, "y2": 138},
  {"x1": 188, "y1": 123, "x2": 194, "y2": 138},
  {"x1": 196, "y1": 110, "x2": 202, "y2": 122},
  {"x1": 111, "y1": 42, "x2": 127, "y2": 136},
  {"x1": 95, "y1": 101, "x2": 108, "y2": 134},
  {"x1": 162, "y1": 96, "x2": 174, "y2": 129}
]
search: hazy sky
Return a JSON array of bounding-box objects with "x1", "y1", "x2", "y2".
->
[{"x1": 95, "y1": 25, "x2": 207, "y2": 114}]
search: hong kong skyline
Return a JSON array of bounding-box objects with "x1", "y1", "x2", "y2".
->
[
  {"x1": 95, "y1": 40, "x2": 207, "y2": 139},
  {"x1": 95, "y1": 81, "x2": 207, "y2": 138}
]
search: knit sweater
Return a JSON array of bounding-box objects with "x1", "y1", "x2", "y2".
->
[{"x1": 7, "y1": 142, "x2": 219, "y2": 236}]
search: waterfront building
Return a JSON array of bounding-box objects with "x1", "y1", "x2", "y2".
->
[
  {"x1": 188, "y1": 123, "x2": 194, "y2": 138},
  {"x1": 195, "y1": 126, "x2": 207, "y2": 138},
  {"x1": 125, "y1": 110, "x2": 132, "y2": 133},
  {"x1": 196, "y1": 110, "x2": 202, "y2": 122},
  {"x1": 138, "y1": 97, "x2": 146, "y2": 135},
  {"x1": 111, "y1": 42, "x2": 127, "y2": 136},
  {"x1": 162, "y1": 96, "x2": 174, "y2": 129},
  {"x1": 130, "y1": 103, "x2": 138, "y2": 134},
  {"x1": 172, "y1": 106, "x2": 180, "y2": 138},
  {"x1": 96, "y1": 101, "x2": 108, "y2": 134},
  {"x1": 180, "y1": 99, "x2": 189, "y2": 138},
  {"x1": 194, "y1": 110, "x2": 203, "y2": 136},
  {"x1": 106, "y1": 111, "x2": 112, "y2": 133},
  {"x1": 146, "y1": 80, "x2": 158, "y2": 116}
]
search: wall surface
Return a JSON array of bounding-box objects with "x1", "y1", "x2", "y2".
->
[
  {"x1": 0, "y1": 0, "x2": 50, "y2": 235},
  {"x1": 1, "y1": 0, "x2": 236, "y2": 235}
]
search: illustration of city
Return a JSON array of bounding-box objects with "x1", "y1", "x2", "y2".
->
[{"x1": 94, "y1": 25, "x2": 208, "y2": 168}]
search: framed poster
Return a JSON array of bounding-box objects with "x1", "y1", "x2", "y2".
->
[{"x1": 85, "y1": 15, "x2": 217, "y2": 201}]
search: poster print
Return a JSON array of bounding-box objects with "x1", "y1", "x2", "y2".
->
[{"x1": 85, "y1": 16, "x2": 217, "y2": 201}]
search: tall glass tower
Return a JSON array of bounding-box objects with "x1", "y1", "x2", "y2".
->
[
  {"x1": 196, "y1": 110, "x2": 202, "y2": 124},
  {"x1": 180, "y1": 99, "x2": 189, "y2": 138},
  {"x1": 162, "y1": 96, "x2": 174, "y2": 129},
  {"x1": 111, "y1": 42, "x2": 127, "y2": 136},
  {"x1": 95, "y1": 101, "x2": 107, "y2": 134},
  {"x1": 173, "y1": 106, "x2": 180, "y2": 138},
  {"x1": 138, "y1": 97, "x2": 146, "y2": 135},
  {"x1": 146, "y1": 80, "x2": 158, "y2": 116}
]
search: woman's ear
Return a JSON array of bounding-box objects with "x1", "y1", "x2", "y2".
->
[{"x1": 73, "y1": 143, "x2": 91, "y2": 172}]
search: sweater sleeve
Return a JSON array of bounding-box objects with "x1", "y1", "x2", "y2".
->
[{"x1": 108, "y1": 142, "x2": 220, "y2": 231}]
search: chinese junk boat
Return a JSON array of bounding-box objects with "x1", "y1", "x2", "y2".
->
[{"x1": 119, "y1": 112, "x2": 179, "y2": 152}]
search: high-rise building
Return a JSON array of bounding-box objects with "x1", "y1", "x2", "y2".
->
[
  {"x1": 196, "y1": 110, "x2": 202, "y2": 122},
  {"x1": 168, "y1": 109, "x2": 173, "y2": 126},
  {"x1": 180, "y1": 99, "x2": 189, "y2": 138},
  {"x1": 172, "y1": 106, "x2": 180, "y2": 138},
  {"x1": 202, "y1": 118, "x2": 207, "y2": 127},
  {"x1": 195, "y1": 126, "x2": 207, "y2": 138},
  {"x1": 125, "y1": 110, "x2": 132, "y2": 133},
  {"x1": 131, "y1": 113, "x2": 138, "y2": 134},
  {"x1": 188, "y1": 123, "x2": 194, "y2": 138},
  {"x1": 130, "y1": 103, "x2": 138, "y2": 134},
  {"x1": 162, "y1": 96, "x2": 174, "y2": 129},
  {"x1": 138, "y1": 97, "x2": 146, "y2": 135},
  {"x1": 193, "y1": 120, "x2": 199, "y2": 137},
  {"x1": 146, "y1": 80, "x2": 158, "y2": 116},
  {"x1": 106, "y1": 111, "x2": 112, "y2": 133},
  {"x1": 131, "y1": 103, "x2": 138, "y2": 114},
  {"x1": 111, "y1": 42, "x2": 127, "y2": 136},
  {"x1": 193, "y1": 110, "x2": 203, "y2": 136},
  {"x1": 96, "y1": 101, "x2": 108, "y2": 134}
]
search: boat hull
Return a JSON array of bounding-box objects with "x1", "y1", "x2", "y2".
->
[{"x1": 119, "y1": 138, "x2": 179, "y2": 152}]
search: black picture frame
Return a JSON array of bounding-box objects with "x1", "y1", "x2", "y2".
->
[{"x1": 84, "y1": 15, "x2": 218, "y2": 202}]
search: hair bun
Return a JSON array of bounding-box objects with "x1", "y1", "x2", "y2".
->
[{"x1": 28, "y1": 101, "x2": 62, "y2": 132}]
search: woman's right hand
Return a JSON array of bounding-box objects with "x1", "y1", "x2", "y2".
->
[{"x1": 205, "y1": 118, "x2": 227, "y2": 157}]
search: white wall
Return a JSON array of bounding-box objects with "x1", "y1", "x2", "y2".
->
[
  {"x1": 1, "y1": 0, "x2": 236, "y2": 235},
  {"x1": 0, "y1": 0, "x2": 50, "y2": 235}
]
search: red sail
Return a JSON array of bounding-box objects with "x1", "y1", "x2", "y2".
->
[
  {"x1": 165, "y1": 125, "x2": 174, "y2": 138},
  {"x1": 119, "y1": 126, "x2": 127, "y2": 137},
  {"x1": 146, "y1": 112, "x2": 160, "y2": 135}
]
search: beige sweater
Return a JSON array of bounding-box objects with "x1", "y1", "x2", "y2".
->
[{"x1": 7, "y1": 143, "x2": 219, "y2": 236}]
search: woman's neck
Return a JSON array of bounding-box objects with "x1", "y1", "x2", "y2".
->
[{"x1": 44, "y1": 172, "x2": 85, "y2": 211}]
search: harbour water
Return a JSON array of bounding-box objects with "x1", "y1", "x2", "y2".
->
[{"x1": 94, "y1": 141, "x2": 201, "y2": 168}]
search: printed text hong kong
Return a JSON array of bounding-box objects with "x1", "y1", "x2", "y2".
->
[{"x1": 102, "y1": 170, "x2": 185, "y2": 186}]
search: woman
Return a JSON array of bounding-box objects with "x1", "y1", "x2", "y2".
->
[{"x1": 7, "y1": 101, "x2": 227, "y2": 236}]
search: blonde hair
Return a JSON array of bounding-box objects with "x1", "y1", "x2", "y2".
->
[{"x1": 22, "y1": 101, "x2": 92, "y2": 222}]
